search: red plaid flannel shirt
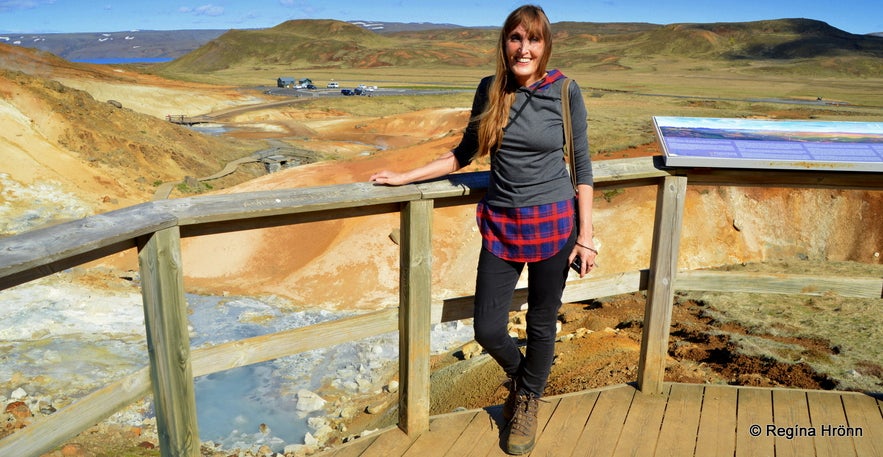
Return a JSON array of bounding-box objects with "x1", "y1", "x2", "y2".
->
[{"x1": 476, "y1": 198, "x2": 574, "y2": 262}]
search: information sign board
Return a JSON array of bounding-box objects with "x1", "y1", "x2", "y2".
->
[{"x1": 654, "y1": 117, "x2": 883, "y2": 172}]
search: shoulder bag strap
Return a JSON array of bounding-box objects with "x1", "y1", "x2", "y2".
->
[{"x1": 561, "y1": 78, "x2": 577, "y2": 192}]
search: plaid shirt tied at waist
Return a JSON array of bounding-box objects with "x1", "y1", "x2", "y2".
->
[{"x1": 476, "y1": 198, "x2": 575, "y2": 262}]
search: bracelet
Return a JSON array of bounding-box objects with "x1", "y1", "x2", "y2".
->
[{"x1": 575, "y1": 241, "x2": 598, "y2": 255}]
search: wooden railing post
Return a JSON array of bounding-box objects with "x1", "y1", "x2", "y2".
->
[
  {"x1": 137, "y1": 226, "x2": 200, "y2": 456},
  {"x1": 397, "y1": 199, "x2": 433, "y2": 435},
  {"x1": 637, "y1": 175, "x2": 687, "y2": 394}
]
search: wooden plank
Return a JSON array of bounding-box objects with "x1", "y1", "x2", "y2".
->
[
  {"x1": 735, "y1": 388, "x2": 774, "y2": 457},
  {"x1": 612, "y1": 385, "x2": 671, "y2": 457},
  {"x1": 695, "y1": 384, "x2": 738, "y2": 457},
  {"x1": 572, "y1": 384, "x2": 637, "y2": 457},
  {"x1": 322, "y1": 432, "x2": 379, "y2": 457},
  {"x1": 655, "y1": 383, "x2": 703, "y2": 457},
  {"x1": 415, "y1": 172, "x2": 489, "y2": 201},
  {"x1": 179, "y1": 202, "x2": 403, "y2": 238},
  {"x1": 561, "y1": 270, "x2": 649, "y2": 306},
  {"x1": 841, "y1": 393, "x2": 883, "y2": 457},
  {"x1": 0, "y1": 202, "x2": 176, "y2": 290},
  {"x1": 806, "y1": 390, "x2": 854, "y2": 457},
  {"x1": 677, "y1": 271, "x2": 883, "y2": 299},
  {"x1": 190, "y1": 308, "x2": 399, "y2": 377},
  {"x1": 444, "y1": 410, "x2": 503, "y2": 457},
  {"x1": 529, "y1": 392, "x2": 599, "y2": 457},
  {"x1": 0, "y1": 368, "x2": 152, "y2": 457},
  {"x1": 401, "y1": 411, "x2": 480, "y2": 457},
  {"x1": 398, "y1": 199, "x2": 433, "y2": 435},
  {"x1": 168, "y1": 182, "x2": 421, "y2": 228},
  {"x1": 137, "y1": 226, "x2": 199, "y2": 457},
  {"x1": 684, "y1": 168, "x2": 883, "y2": 190},
  {"x1": 771, "y1": 389, "x2": 815, "y2": 457},
  {"x1": 591, "y1": 156, "x2": 672, "y2": 185},
  {"x1": 357, "y1": 427, "x2": 416, "y2": 457},
  {"x1": 638, "y1": 175, "x2": 687, "y2": 393}
]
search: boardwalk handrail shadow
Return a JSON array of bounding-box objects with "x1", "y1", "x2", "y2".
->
[{"x1": 0, "y1": 155, "x2": 881, "y2": 457}]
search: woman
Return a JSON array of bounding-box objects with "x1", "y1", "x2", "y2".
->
[{"x1": 370, "y1": 5, "x2": 596, "y2": 454}]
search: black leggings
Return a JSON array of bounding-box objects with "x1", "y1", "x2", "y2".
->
[{"x1": 472, "y1": 229, "x2": 575, "y2": 397}]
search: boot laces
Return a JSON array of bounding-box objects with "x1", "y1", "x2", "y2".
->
[{"x1": 509, "y1": 393, "x2": 543, "y2": 434}]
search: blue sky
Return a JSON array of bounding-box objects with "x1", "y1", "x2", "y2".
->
[{"x1": 1, "y1": 0, "x2": 880, "y2": 35}]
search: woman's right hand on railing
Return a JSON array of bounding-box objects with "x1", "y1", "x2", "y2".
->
[{"x1": 369, "y1": 170, "x2": 409, "y2": 186}]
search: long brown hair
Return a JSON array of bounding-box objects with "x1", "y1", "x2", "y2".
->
[{"x1": 476, "y1": 5, "x2": 553, "y2": 157}]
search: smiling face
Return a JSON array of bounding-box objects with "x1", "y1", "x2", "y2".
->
[
  {"x1": 497, "y1": 6, "x2": 552, "y2": 89},
  {"x1": 506, "y1": 24, "x2": 546, "y2": 87}
]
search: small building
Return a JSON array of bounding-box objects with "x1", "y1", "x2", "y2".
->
[
  {"x1": 299, "y1": 78, "x2": 313, "y2": 87},
  {"x1": 277, "y1": 77, "x2": 296, "y2": 88}
]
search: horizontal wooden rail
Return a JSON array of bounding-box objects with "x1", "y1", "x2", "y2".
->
[
  {"x1": 0, "y1": 157, "x2": 669, "y2": 292},
  {"x1": 677, "y1": 270, "x2": 883, "y2": 299}
]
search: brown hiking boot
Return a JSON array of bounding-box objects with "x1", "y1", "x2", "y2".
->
[{"x1": 506, "y1": 392, "x2": 539, "y2": 455}]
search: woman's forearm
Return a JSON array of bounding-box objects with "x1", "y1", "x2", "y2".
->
[{"x1": 370, "y1": 151, "x2": 461, "y2": 186}]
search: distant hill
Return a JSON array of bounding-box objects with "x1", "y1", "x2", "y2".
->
[
  {"x1": 0, "y1": 29, "x2": 228, "y2": 61},
  {"x1": 0, "y1": 21, "x2": 463, "y2": 61},
  {"x1": 154, "y1": 18, "x2": 882, "y2": 76},
  {"x1": 624, "y1": 19, "x2": 883, "y2": 59},
  {"x1": 5, "y1": 18, "x2": 881, "y2": 73}
]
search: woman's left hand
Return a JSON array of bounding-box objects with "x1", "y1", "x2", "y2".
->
[{"x1": 569, "y1": 240, "x2": 598, "y2": 278}]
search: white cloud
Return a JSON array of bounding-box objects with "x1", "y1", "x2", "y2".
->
[
  {"x1": 0, "y1": 0, "x2": 55, "y2": 13},
  {"x1": 194, "y1": 4, "x2": 224, "y2": 16},
  {"x1": 178, "y1": 4, "x2": 224, "y2": 17}
]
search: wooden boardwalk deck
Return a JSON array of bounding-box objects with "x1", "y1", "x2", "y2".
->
[{"x1": 317, "y1": 383, "x2": 883, "y2": 457}]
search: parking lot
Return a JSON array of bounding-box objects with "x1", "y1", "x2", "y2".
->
[{"x1": 261, "y1": 85, "x2": 468, "y2": 98}]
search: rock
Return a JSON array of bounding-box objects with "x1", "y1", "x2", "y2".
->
[
  {"x1": 10, "y1": 387, "x2": 27, "y2": 400},
  {"x1": 312, "y1": 424, "x2": 334, "y2": 442},
  {"x1": 283, "y1": 444, "x2": 303, "y2": 454},
  {"x1": 385, "y1": 380, "x2": 399, "y2": 393},
  {"x1": 107, "y1": 100, "x2": 123, "y2": 109},
  {"x1": 508, "y1": 322, "x2": 527, "y2": 340},
  {"x1": 365, "y1": 398, "x2": 391, "y2": 415},
  {"x1": 459, "y1": 341, "x2": 483, "y2": 360},
  {"x1": 296, "y1": 390, "x2": 326, "y2": 413},
  {"x1": 307, "y1": 417, "x2": 327, "y2": 431},
  {"x1": 4, "y1": 401, "x2": 31, "y2": 421},
  {"x1": 60, "y1": 443, "x2": 85, "y2": 457}
]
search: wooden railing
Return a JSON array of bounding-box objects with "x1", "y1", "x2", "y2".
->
[{"x1": 1, "y1": 156, "x2": 881, "y2": 457}]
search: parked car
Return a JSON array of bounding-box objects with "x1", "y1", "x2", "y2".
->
[
  {"x1": 327, "y1": 81, "x2": 339, "y2": 88},
  {"x1": 340, "y1": 89, "x2": 354, "y2": 96},
  {"x1": 306, "y1": 84, "x2": 317, "y2": 90}
]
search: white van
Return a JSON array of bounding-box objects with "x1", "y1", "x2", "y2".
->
[{"x1": 327, "y1": 81, "x2": 339, "y2": 88}]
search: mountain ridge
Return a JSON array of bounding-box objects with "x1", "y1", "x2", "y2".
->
[{"x1": 5, "y1": 18, "x2": 881, "y2": 64}]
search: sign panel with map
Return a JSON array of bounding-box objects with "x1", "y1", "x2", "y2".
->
[{"x1": 654, "y1": 117, "x2": 883, "y2": 172}]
